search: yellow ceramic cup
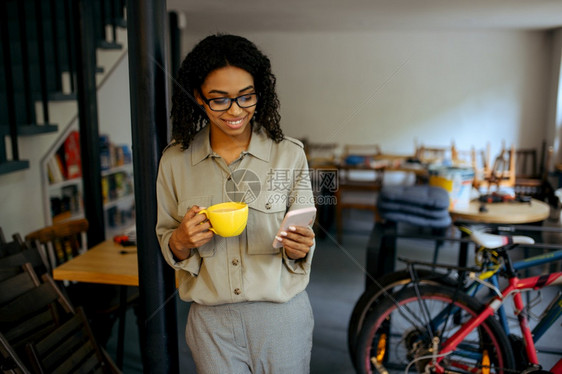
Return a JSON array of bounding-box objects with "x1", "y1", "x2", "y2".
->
[{"x1": 198, "y1": 202, "x2": 249, "y2": 237}]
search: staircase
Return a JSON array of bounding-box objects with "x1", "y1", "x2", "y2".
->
[{"x1": 0, "y1": 0, "x2": 127, "y2": 175}]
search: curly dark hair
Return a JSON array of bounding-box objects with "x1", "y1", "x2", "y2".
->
[{"x1": 170, "y1": 34, "x2": 283, "y2": 150}]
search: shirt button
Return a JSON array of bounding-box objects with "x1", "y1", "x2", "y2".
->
[
  {"x1": 265, "y1": 202, "x2": 272, "y2": 210},
  {"x1": 232, "y1": 258, "x2": 239, "y2": 266},
  {"x1": 234, "y1": 288, "x2": 241, "y2": 295}
]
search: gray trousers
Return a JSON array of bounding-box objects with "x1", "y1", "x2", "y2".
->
[{"x1": 186, "y1": 291, "x2": 314, "y2": 374}]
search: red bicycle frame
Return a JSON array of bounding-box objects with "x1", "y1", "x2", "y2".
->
[{"x1": 433, "y1": 272, "x2": 562, "y2": 373}]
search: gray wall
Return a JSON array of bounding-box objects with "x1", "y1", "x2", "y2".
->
[{"x1": 182, "y1": 29, "x2": 560, "y2": 160}]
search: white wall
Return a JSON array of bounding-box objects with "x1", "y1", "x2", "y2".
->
[
  {"x1": 0, "y1": 50, "x2": 131, "y2": 239},
  {"x1": 181, "y1": 30, "x2": 554, "y2": 159},
  {"x1": 98, "y1": 54, "x2": 133, "y2": 145}
]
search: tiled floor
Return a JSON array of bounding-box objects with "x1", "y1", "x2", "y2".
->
[{"x1": 105, "y1": 210, "x2": 562, "y2": 373}]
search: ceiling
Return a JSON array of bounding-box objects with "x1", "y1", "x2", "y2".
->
[{"x1": 167, "y1": 0, "x2": 562, "y2": 33}]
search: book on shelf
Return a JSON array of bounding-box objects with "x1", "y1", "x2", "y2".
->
[
  {"x1": 47, "y1": 156, "x2": 64, "y2": 184},
  {"x1": 64, "y1": 130, "x2": 82, "y2": 179}
]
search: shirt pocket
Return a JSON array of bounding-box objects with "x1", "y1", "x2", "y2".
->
[
  {"x1": 247, "y1": 192, "x2": 287, "y2": 255},
  {"x1": 178, "y1": 196, "x2": 215, "y2": 257}
]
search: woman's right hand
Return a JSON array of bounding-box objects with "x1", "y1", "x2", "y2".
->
[{"x1": 169, "y1": 205, "x2": 214, "y2": 260}]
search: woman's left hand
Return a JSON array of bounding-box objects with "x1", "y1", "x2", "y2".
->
[{"x1": 277, "y1": 226, "x2": 315, "y2": 260}]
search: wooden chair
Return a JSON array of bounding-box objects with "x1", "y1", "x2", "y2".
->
[
  {"x1": 0, "y1": 264, "x2": 75, "y2": 364},
  {"x1": 26, "y1": 307, "x2": 120, "y2": 374},
  {"x1": 25, "y1": 219, "x2": 89, "y2": 271},
  {"x1": 335, "y1": 144, "x2": 383, "y2": 243},
  {"x1": 514, "y1": 142, "x2": 553, "y2": 200},
  {"x1": 0, "y1": 332, "x2": 30, "y2": 374},
  {"x1": 451, "y1": 143, "x2": 492, "y2": 190},
  {"x1": 1, "y1": 237, "x2": 50, "y2": 274},
  {"x1": 485, "y1": 144, "x2": 516, "y2": 190},
  {"x1": 0, "y1": 264, "x2": 120, "y2": 373},
  {"x1": 25, "y1": 219, "x2": 139, "y2": 348}
]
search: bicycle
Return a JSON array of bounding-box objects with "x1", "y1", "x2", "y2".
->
[
  {"x1": 354, "y1": 229, "x2": 562, "y2": 374},
  {"x1": 348, "y1": 226, "x2": 562, "y2": 365}
]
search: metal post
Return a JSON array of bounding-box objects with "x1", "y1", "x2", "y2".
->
[
  {"x1": 17, "y1": 1, "x2": 34, "y2": 125},
  {"x1": 0, "y1": 0, "x2": 19, "y2": 161},
  {"x1": 126, "y1": 0, "x2": 179, "y2": 373},
  {"x1": 63, "y1": 0, "x2": 75, "y2": 93},
  {"x1": 34, "y1": 0, "x2": 50, "y2": 124},
  {"x1": 168, "y1": 11, "x2": 180, "y2": 79},
  {"x1": 73, "y1": 0, "x2": 105, "y2": 247}
]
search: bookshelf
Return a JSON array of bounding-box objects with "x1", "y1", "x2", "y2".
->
[{"x1": 42, "y1": 123, "x2": 135, "y2": 238}]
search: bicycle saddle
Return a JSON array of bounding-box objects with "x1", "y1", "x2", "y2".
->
[{"x1": 471, "y1": 230, "x2": 535, "y2": 249}]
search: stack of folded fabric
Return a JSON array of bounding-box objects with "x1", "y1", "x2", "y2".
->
[{"x1": 377, "y1": 185, "x2": 451, "y2": 228}]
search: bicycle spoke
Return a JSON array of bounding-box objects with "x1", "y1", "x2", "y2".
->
[{"x1": 354, "y1": 285, "x2": 515, "y2": 374}]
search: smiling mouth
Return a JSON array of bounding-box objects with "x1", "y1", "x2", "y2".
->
[{"x1": 224, "y1": 117, "x2": 246, "y2": 129}]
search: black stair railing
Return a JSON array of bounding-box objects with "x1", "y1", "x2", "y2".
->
[
  {"x1": 0, "y1": 0, "x2": 127, "y2": 175},
  {"x1": 34, "y1": 0, "x2": 52, "y2": 125}
]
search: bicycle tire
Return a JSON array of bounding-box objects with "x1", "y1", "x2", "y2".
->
[
  {"x1": 348, "y1": 269, "x2": 458, "y2": 365},
  {"x1": 354, "y1": 284, "x2": 515, "y2": 374}
]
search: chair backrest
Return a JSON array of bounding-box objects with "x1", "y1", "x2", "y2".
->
[
  {"x1": 487, "y1": 144, "x2": 516, "y2": 188},
  {"x1": 0, "y1": 263, "x2": 41, "y2": 307},
  {"x1": 25, "y1": 219, "x2": 89, "y2": 270},
  {"x1": 515, "y1": 148, "x2": 538, "y2": 179},
  {"x1": 0, "y1": 332, "x2": 31, "y2": 374},
  {"x1": 25, "y1": 307, "x2": 119, "y2": 374},
  {"x1": 0, "y1": 237, "x2": 51, "y2": 278},
  {"x1": 0, "y1": 267, "x2": 74, "y2": 358},
  {"x1": 0, "y1": 238, "x2": 25, "y2": 259}
]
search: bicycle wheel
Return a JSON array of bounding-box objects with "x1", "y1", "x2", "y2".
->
[
  {"x1": 355, "y1": 285, "x2": 515, "y2": 374},
  {"x1": 348, "y1": 269, "x2": 457, "y2": 364}
]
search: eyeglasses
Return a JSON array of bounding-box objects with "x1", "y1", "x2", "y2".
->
[{"x1": 200, "y1": 92, "x2": 258, "y2": 112}]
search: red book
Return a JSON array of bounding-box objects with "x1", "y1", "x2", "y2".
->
[{"x1": 64, "y1": 131, "x2": 82, "y2": 179}]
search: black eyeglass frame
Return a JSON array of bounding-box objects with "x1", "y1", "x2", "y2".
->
[{"x1": 199, "y1": 91, "x2": 259, "y2": 112}]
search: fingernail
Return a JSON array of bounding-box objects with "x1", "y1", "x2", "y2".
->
[
  {"x1": 280, "y1": 231, "x2": 288, "y2": 236},
  {"x1": 275, "y1": 236, "x2": 283, "y2": 242},
  {"x1": 289, "y1": 226, "x2": 296, "y2": 231}
]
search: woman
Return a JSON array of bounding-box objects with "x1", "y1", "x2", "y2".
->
[{"x1": 156, "y1": 34, "x2": 316, "y2": 373}]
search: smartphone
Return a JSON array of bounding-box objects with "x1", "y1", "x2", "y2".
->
[{"x1": 272, "y1": 206, "x2": 317, "y2": 248}]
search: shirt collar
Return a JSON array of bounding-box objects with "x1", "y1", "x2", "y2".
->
[
  {"x1": 191, "y1": 124, "x2": 272, "y2": 165},
  {"x1": 246, "y1": 127, "x2": 272, "y2": 162},
  {"x1": 191, "y1": 125, "x2": 213, "y2": 165}
]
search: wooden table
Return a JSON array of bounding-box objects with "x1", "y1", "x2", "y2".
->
[
  {"x1": 450, "y1": 198, "x2": 550, "y2": 224},
  {"x1": 53, "y1": 240, "x2": 138, "y2": 369},
  {"x1": 53, "y1": 240, "x2": 138, "y2": 286}
]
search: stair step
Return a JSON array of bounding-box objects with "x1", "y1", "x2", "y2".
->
[
  {"x1": 0, "y1": 124, "x2": 58, "y2": 136},
  {"x1": 98, "y1": 41, "x2": 123, "y2": 50},
  {"x1": 0, "y1": 160, "x2": 30, "y2": 175},
  {"x1": 47, "y1": 92, "x2": 77, "y2": 101}
]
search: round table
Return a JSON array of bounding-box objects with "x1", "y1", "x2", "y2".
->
[
  {"x1": 450, "y1": 198, "x2": 550, "y2": 268},
  {"x1": 450, "y1": 198, "x2": 550, "y2": 224}
]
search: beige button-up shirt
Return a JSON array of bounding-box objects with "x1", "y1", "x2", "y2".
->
[{"x1": 156, "y1": 125, "x2": 316, "y2": 305}]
